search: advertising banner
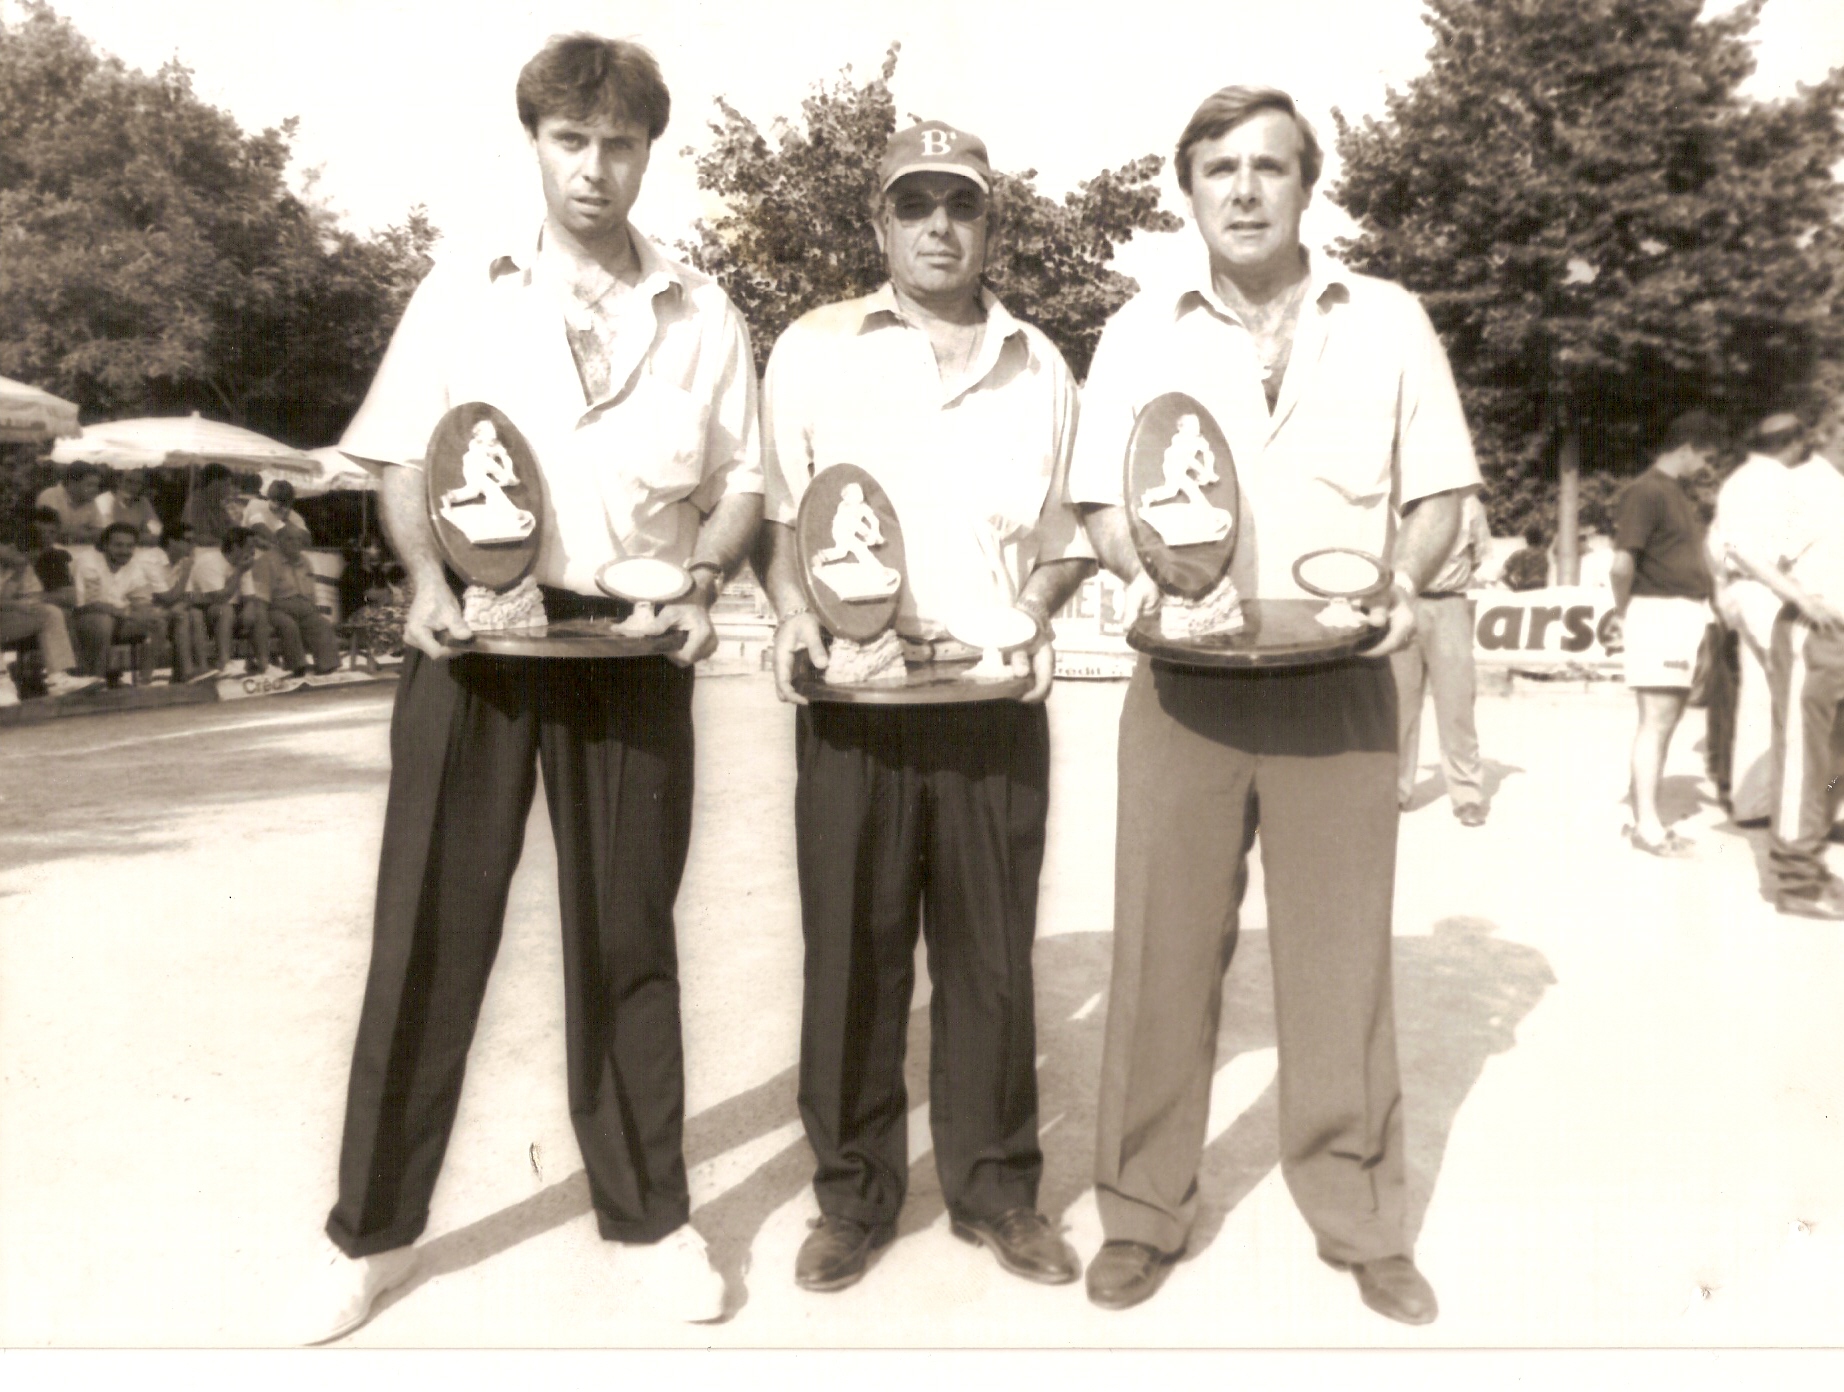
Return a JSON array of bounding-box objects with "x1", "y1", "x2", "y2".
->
[{"x1": 1465, "y1": 585, "x2": 1625, "y2": 668}]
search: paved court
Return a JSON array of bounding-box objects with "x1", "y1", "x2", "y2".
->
[{"x1": 3, "y1": 670, "x2": 1842, "y2": 1348}]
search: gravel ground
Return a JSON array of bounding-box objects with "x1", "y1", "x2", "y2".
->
[{"x1": 3, "y1": 671, "x2": 1842, "y2": 1351}]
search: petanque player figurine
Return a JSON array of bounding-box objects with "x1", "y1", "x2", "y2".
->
[
  {"x1": 1067, "y1": 85, "x2": 1480, "y2": 1321},
  {"x1": 754, "y1": 119, "x2": 1095, "y2": 1293},
  {"x1": 286, "y1": 33, "x2": 762, "y2": 1342}
]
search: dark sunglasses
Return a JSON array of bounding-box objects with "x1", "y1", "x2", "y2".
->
[{"x1": 889, "y1": 187, "x2": 989, "y2": 224}]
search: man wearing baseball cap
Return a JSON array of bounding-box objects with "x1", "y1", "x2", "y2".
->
[{"x1": 755, "y1": 120, "x2": 1093, "y2": 1292}]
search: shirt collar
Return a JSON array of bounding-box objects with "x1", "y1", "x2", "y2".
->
[
  {"x1": 858, "y1": 282, "x2": 1024, "y2": 340},
  {"x1": 1174, "y1": 246, "x2": 1353, "y2": 323},
  {"x1": 489, "y1": 223, "x2": 684, "y2": 299}
]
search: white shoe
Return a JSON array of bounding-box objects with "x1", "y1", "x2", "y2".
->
[
  {"x1": 44, "y1": 672, "x2": 105, "y2": 697},
  {"x1": 627, "y1": 1226, "x2": 725, "y2": 1323},
  {"x1": 186, "y1": 666, "x2": 222, "y2": 683},
  {"x1": 285, "y1": 1237, "x2": 419, "y2": 1345}
]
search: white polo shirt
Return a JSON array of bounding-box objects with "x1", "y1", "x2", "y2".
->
[
  {"x1": 1782, "y1": 456, "x2": 1844, "y2": 605},
  {"x1": 73, "y1": 551, "x2": 152, "y2": 609},
  {"x1": 240, "y1": 499, "x2": 310, "y2": 540},
  {"x1": 762, "y1": 285, "x2": 1091, "y2": 637},
  {"x1": 339, "y1": 225, "x2": 762, "y2": 594},
  {"x1": 1068, "y1": 253, "x2": 1480, "y2": 600}
]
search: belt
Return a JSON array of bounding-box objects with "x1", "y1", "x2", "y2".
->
[{"x1": 1420, "y1": 590, "x2": 1467, "y2": 600}]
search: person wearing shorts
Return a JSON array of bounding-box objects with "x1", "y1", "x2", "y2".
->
[{"x1": 1611, "y1": 410, "x2": 1724, "y2": 855}]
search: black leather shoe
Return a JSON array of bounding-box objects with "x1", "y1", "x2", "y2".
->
[
  {"x1": 1330, "y1": 1255, "x2": 1439, "y2": 1325},
  {"x1": 794, "y1": 1214, "x2": 892, "y2": 1292},
  {"x1": 1776, "y1": 889, "x2": 1844, "y2": 922},
  {"x1": 950, "y1": 1209, "x2": 1079, "y2": 1285},
  {"x1": 1085, "y1": 1240, "x2": 1178, "y2": 1310}
]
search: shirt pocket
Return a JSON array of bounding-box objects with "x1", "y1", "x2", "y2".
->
[
  {"x1": 605, "y1": 375, "x2": 710, "y2": 505},
  {"x1": 1299, "y1": 370, "x2": 1399, "y2": 509}
]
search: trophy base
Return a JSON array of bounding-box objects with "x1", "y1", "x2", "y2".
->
[
  {"x1": 453, "y1": 617, "x2": 686, "y2": 658},
  {"x1": 793, "y1": 658, "x2": 1031, "y2": 705},
  {"x1": 1127, "y1": 599, "x2": 1385, "y2": 670}
]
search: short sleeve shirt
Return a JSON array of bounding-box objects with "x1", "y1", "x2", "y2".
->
[
  {"x1": 1614, "y1": 468, "x2": 1709, "y2": 599},
  {"x1": 339, "y1": 225, "x2": 762, "y2": 594},
  {"x1": 1709, "y1": 453, "x2": 1796, "y2": 586},
  {"x1": 240, "y1": 500, "x2": 310, "y2": 540},
  {"x1": 73, "y1": 552, "x2": 152, "y2": 609},
  {"x1": 36, "y1": 485, "x2": 106, "y2": 541},
  {"x1": 1781, "y1": 457, "x2": 1844, "y2": 604},
  {"x1": 761, "y1": 285, "x2": 1091, "y2": 637},
  {"x1": 1068, "y1": 254, "x2": 1480, "y2": 600},
  {"x1": 31, "y1": 547, "x2": 74, "y2": 593},
  {"x1": 249, "y1": 551, "x2": 318, "y2": 605}
]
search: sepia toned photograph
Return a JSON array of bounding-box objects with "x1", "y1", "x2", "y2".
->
[{"x1": 3, "y1": 0, "x2": 1843, "y2": 1373}]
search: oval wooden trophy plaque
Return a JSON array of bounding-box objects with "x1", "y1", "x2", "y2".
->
[{"x1": 1125, "y1": 393, "x2": 1239, "y2": 601}]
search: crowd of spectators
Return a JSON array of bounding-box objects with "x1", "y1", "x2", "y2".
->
[{"x1": 2, "y1": 459, "x2": 409, "y2": 703}]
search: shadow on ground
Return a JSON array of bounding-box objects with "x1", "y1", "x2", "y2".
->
[
  {"x1": 1402, "y1": 757, "x2": 1525, "y2": 812},
  {"x1": 380, "y1": 917, "x2": 1554, "y2": 1322}
]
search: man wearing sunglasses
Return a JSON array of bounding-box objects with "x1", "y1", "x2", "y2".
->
[{"x1": 755, "y1": 121, "x2": 1094, "y2": 1294}]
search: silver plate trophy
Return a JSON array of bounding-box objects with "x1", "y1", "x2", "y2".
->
[
  {"x1": 423, "y1": 402, "x2": 684, "y2": 657},
  {"x1": 1122, "y1": 393, "x2": 1387, "y2": 670},
  {"x1": 790, "y1": 463, "x2": 1034, "y2": 704}
]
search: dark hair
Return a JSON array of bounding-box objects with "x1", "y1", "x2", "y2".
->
[
  {"x1": 1522, "y1": 524, "x2": 1545, "y2": 547},
  {"x1": 32, "y1": 506, "x2": 62, "y2": 527},
  {"x1": 198, "y1": 463, "x2": 233, "y2": 487},
  {"x1": 220, "y1": 526, "x2": 255, "y2": 556},
  {"x1": 268, "y1": 479, "x2": 297, "y2": 505},
  {"x1": 516, "y1": 34, "x2": 670, "y2": 141},
  {"x1": 164, "y1": 522, "x2": 192, "y2": 546},
  {"x1": 1176, "y1": 86, "x2": 1323, "y2": 195},
  {"x1": 62, "y1": 460, "x2": 100, "y2": 483},
  {"x1": 100, "y1": 521, "x2": 139, "y2": 546},
  {"x1": 1659, "y1": 409, "x2": 1725, "y2": 456}
]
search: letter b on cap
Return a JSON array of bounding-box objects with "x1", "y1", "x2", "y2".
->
[{"x1": 920, "y1": 128, "x2": 954, "y2": 156}]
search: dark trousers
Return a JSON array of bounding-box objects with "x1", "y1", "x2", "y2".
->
[
  {"x1": 1767, "y1": 612, "x2": 1844, "y2": 898},
  {"x1": 1095, "y1": 657, "x2": 1408, "y2": 1265},
  {"x1": 327, "y1": 650, "x2": 696, "y2": 1257},
  {"x1": 794, "y1": 699, "x2": 1050, "y2": 1229}
]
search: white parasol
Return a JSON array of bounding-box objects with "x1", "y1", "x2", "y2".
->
[
  {"x1": 0, "y1": 375, "x2": 81, "y2": 443},
  {"x1": 49, "y1": 411, "x2": 317, "y2": 475}
]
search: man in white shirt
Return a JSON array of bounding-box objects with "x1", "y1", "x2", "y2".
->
[
  {"x1": 1069, "y1": 86, "x2": 1477, "y2": 1324},
  {"x1": 1, "y1": 522, "x2": 102, "y2": 698},
  {"x1": 185, "y1": 527, "x2": 258, "y2": 674},
  {"x1": 1393, "y1": 490, "x2": 1494, "y2": 824},
  {"x1": 71, "y1": 521, "x2": 163, "y2": 682},
  {"x1": 36, "y1": 462, "x2": 106, "y2": 546},
  {"x1": 1724, "y1": 413, "x2": 1844, "y2": 919},
  {"x1": 757, "y1": 121, "x2": 1091, "y2": 1296},
  {"x1": 292, "y1": 34, "x2": 760, "y2": 1342},
  {"x1": 241, "y1": 479, "x2": 311, "y2": 541},
  {"x1": 1708, "y1": 414, "x2": 1809, "y2": 822}
]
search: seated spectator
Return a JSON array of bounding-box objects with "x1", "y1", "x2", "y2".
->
[
  {"x1": 186, "y1": 526, "x2": 259, "y2": 675},
  {"x1": 26, "y1": 507, "x2": 77, "y2": 606},
  {"x1": 181, "y1": 463, "x2": 244, "y2": 546},
  {"x1": 1, "y1": 522, "x2": 104, "y2": 698},
  {"x1": 36, "y1": 462, "x2": 107, "y2": 547},
  {"x1": 1502, "y1": 525, "x2": 1551, "y2": 592},
  {"x1": 72, "y1": 521, "x2": 164, "y2": 683},
  {"x1": 101, "y1": 468, "x2": 165, "y2": 546},
  {"x1": 135, "y1": 525, "x2": 213, "y2": 682},
  {"x1": 248, "y1": 525, "x2": 339, "y2": 677},
  {"x1": 241, "y1": 479, "x2": 312, "y2": 542},
  {"x1": 346, "y1": 557, "x2": 411, "y2": 662}
]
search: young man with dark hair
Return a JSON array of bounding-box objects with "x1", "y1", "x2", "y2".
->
[
  {"x1": 185, "y1": 526, "x2": 258, "y2": 676},
  {"x1": 1, "y1": 517, "x2": 103, "y2": 699},
  {"x1": 36, "y1": 462, "x2": 106, "y2": 546},
  {"x1": 71, "y1": 521, "x2": 164, "y2": 683},
  {"x1": 291, "y1": 32, "x2": 760, "y2": 1341},
  {"x1": 1611, "y1": 409, "x2": 1724, "y2": 855}
]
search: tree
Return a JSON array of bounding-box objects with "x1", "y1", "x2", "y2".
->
[
  {"x1": 681, "y1": 44, "x2": 1181, "y2": 379},
  {"x1": 1330, "y1": 0, "x2": 1844, "y2": 549},
  {"x1": 0, "y1": 1, "x2": 436, "y2": 446}
]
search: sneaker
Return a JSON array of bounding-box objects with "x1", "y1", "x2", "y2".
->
[
  {"x1": 626, "y1": 1225, "x2": 725, "y2": 1323},
  {"x1": 284, "y1": 1236, "x2": 419, "y2": 1345},
  {"x1": 187, "y1": 666, "x2": 222, "y2": 683},
  {"x1": 44, "y1": 672, "x2": 105, "y2": 698}
]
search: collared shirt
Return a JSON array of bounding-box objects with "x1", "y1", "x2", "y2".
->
[
  {"x1": 240, "y1": 499, "x2": 311, "y2": 540},
  {"x1": 1068, "y1": 253, "x2": 1480, "y2": 601},
  {"x1": 1709, "y1": 453, "x2": 1798, "y2": 584},
  {"x1": 762, "y1": 284, "x2": 1090, "y2": 637},
  {"x1": 1780, "y1": 456, "x2": 1844, "y2": 604},
  {"x1": 97, "y1": 493, "x2": 164, "y2": 541},
  {"x1": 1425, "y1": 491, "x2": 1492, "y2": 593},
  {"x1": 249, "y1": 550, "x2": 319, "y2": 605},
  {"x1": 340, "y1": 225, "x2": 762, "y2": 594},
  {"x1": 73, "y1": 551, "x2": 153, "y2": 609}
]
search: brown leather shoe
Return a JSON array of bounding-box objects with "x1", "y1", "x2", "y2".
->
[
  {"x1": 950, "y1": 1209, "x2": 1079, "y2": 1285},
  {"x1": 1337, "y1": 1255, "x2": 1439, "y2": 1325},
  {"x1": 1454, "y1": 803, "x2": 1487, "y2": 827},
  {"x1": 794, "y1": 1215, "x2": 893, "y2": 1292},
  {"x1": 1085, "y1": 1239, "x2": 1178, "y2": 1310}
]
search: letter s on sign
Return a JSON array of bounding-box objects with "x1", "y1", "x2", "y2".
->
[{"x1": 1559, "y1": 605, "x2": 1595, "y2": 653}]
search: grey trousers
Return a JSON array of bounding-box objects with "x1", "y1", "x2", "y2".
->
[
  {"x1": 1390, "y1": 594, "x2": 1483, "y2": 809},
  {"x1": 1095, "y1": 657, "x2": 1409, "y2": 1265}
]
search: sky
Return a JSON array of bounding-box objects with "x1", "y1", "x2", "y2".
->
[{"x1": 5, "y1": 0, "x2": 1843, "y2": 288}]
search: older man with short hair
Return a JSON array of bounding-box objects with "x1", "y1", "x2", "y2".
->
[
  {"x1": 757, "y1": 120, "x2": 1093, "y2": 1294},
  {"x1": 1070, "y1": 85, "x2": 1479, "y2": 1323},
  {"x1": 248, "y1": 525, "x2": 339, "y2": 676}
]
